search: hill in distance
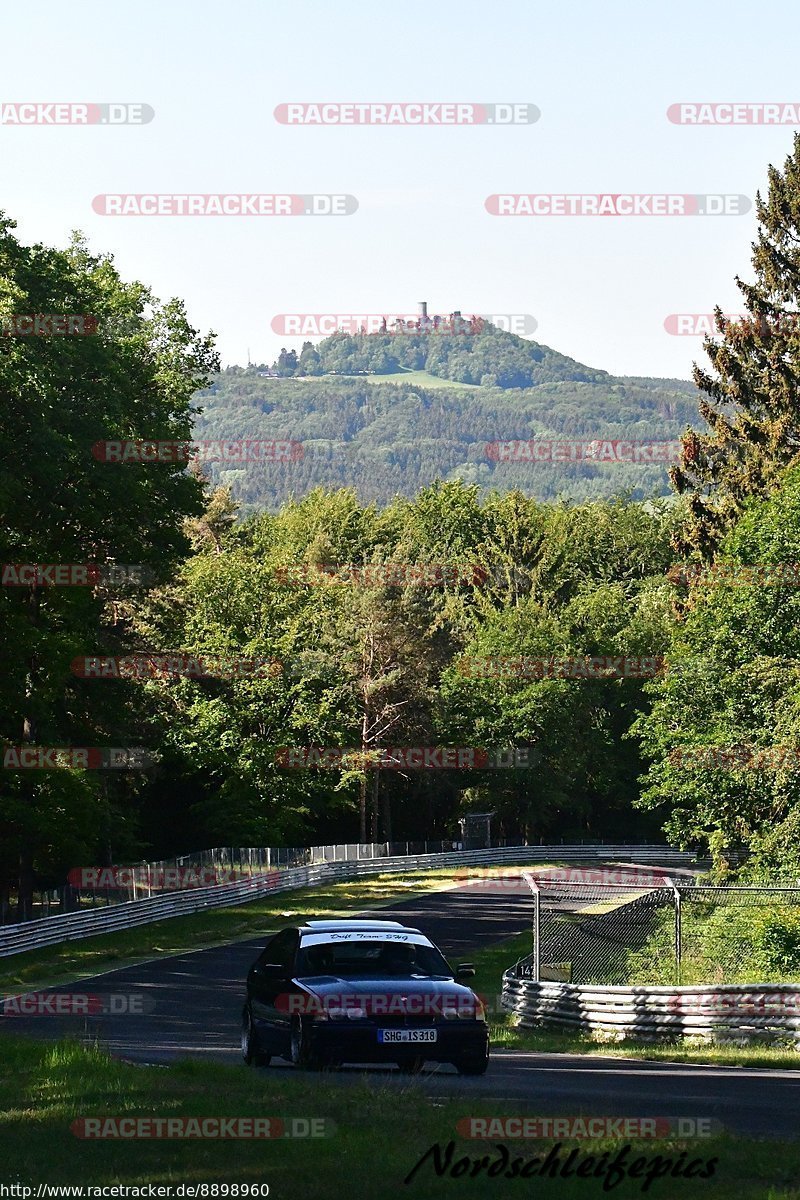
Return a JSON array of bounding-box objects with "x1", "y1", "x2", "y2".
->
[{"x1": 192, "y1": 321, "x2": 700, "y2": 512}]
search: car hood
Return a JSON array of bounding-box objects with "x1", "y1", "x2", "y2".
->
[
  {"x1": 282, "y1": 975, "x2": 483, "y2": 1019},
  {"x1": 295, "y1": 975, "x2": 475, "y2": 999}
]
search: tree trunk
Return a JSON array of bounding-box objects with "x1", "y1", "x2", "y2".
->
[
  {"x1": 381, "y1": 778, "x2": 392, "y2": 844},
  {"x1": 359, "y1": 775, "x2": 367, "y2": 844},
  {"x1": 18, "y1": 850, "x2": 34, "y2": 923},
  {"x1": 359, "y1": 694, "x2": 370, "y2": 843},
  {"x1": 369, "y1": 770, "x2": 379, "y2": 842},
  {"x1": 17, "y1": 706, "x2": 37, "y2": 921}
]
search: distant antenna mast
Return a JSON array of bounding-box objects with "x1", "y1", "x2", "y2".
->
[{"x1": 247, "y1": 347, "x2": 251, "y2": 367}]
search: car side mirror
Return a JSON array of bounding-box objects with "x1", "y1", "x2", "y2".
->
[{"x1": 456, "y1": 963, "x2": 476, "y2": 979}]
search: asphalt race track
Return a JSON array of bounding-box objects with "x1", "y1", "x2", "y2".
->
[
  {"x1": 3, "y1": 881, "x2": 800, "y2": 1138},
  {"x1": 2, "y1": 888, "x2": 537, "y2": 1063}
]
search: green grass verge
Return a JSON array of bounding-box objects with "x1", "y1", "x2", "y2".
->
[{"x1": 1, "y1": 1037, "x2": 798, "y2": 1198}]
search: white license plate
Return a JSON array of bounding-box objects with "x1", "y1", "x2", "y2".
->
[{"x1": 378, "y1": 1029, "x2": 438, "y2": 1044}]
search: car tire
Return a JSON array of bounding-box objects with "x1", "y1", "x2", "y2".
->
[
  {"x1": 241, "y1": 1006, "x2": 271, "y2": 1067},
  {"x1": 396, "y1": 1057, "x2": 425, "y2": 1075},
  {"x1": 290, "y1": 1017, "x2": 324, "y2": 1069},
  {"x1": 455, "y1": 1052, "x2": 489, "y2": 1076}
]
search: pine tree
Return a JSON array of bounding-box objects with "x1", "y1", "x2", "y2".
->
[
  {"x1": 184, "y1": 474, "x2": 239, "y2": 553},
  {"x1": 672, "y1": 133, "x2": 800, "y2": 557}
]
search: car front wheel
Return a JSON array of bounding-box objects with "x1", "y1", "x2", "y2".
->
[
  {"x1": 241, "y1": 1006, "x2": 271, "y2": 1067},
  {"x1": 290, "y1": 1017, "x2": 326, "y2": 1069}
]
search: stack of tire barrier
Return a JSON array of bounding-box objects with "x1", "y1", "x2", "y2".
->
[{"x1": 501, "y1": 975, "x2": 800, "y2": 1044}]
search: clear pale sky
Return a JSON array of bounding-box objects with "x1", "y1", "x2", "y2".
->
[{"x1": 2, "y1": 0, "x2": 800, "y2": 378}]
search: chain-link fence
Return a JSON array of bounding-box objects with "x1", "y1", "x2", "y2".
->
[
  {"x1": 675, "y1": 885, "x2": 800, "y2": 986},
  {"x1": 517, "y1": 880, "x2": 800, "y2": 986}
]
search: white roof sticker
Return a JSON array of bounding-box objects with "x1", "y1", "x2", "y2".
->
[{"x1": 300, "y1": 931, "x2": 434, "y2": 948}]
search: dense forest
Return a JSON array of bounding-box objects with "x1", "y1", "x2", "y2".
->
[
  {"x1": 193, "y1": 369, "x2": 700, "y2": 511},
  {"x1": 7, "y1": 135, "x2": 800, "y2": 912}
]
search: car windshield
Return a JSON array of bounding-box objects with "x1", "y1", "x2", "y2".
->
[{"x1": 296, "y1": 938, "x2": 453, "y2": 979}]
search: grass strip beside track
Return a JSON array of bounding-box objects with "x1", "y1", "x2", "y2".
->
[{"x1": 1, "y1": 1037, "x2": 798, "y2": 1199}]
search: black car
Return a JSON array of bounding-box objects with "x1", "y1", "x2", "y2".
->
[{"x1": 241, "y1": 918, "x2": 489, "y2": 1074}]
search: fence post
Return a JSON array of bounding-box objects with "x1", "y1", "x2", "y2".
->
[
  {"x1": 671, "y1": 881, "x2": 682, "y2": 985},
  {"x1": 532, "y1": 882, "x2": 541, "y2": 982}
]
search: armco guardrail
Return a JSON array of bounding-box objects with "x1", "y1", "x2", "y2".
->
[
  {"x1": 501, "y1": 975, "x2": 800, "y2": 1044},
  {"x1": 0, "y1": 844, "x2": 701, "y2": 958}
]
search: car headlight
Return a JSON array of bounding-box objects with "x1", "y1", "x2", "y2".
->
[
  {"x1": 323, "y1": 1006, "x2": 367, "y2": 1020},
  {"x1": 443, "y1": 1002, "x2": 484, "y2": 1020}
]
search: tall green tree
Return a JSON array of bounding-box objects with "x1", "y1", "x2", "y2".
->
[
  {"x1": 672, "y1": 134, "x2": 800, "y2": 557},
  {"x1": 0, "y1": 215, "x2": 218, "y2": 912},
  {"x1": 635, "y1": 466, "x2": 800, "y2": 864}
]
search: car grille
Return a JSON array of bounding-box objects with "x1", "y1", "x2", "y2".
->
[{"x1": 362, "y1": 1014, "x2": 437, "y2": 1028}]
